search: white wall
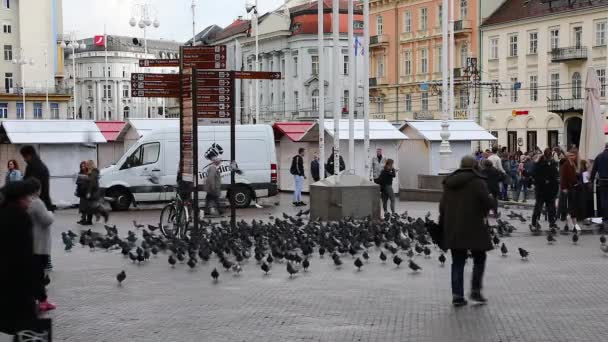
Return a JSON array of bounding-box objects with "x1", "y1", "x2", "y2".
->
[
  {"x1": 398, "y1": 139, "x2": 429, "y2": 188},
  {"x1": 97, "y1": 142, "x2": 125, "y2": 169}
]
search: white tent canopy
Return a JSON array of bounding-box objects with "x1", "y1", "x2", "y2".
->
[
  {"x1": 1, "y1": 120, "x2": 106, "y2": 144},
  {"x1": 300, "y1": 119, "x2": 409, "y2": 141},
  {"x1": 400, "y1": 120, "x2": 496, "y2": 141}
]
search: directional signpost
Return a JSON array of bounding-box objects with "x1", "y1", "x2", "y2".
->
[
  {"x1": 130, "y1": 73, "x2": 180, "y2": 98},
  {"x1": 139, "y1": 59, "x2": 180, "y2": 68}
]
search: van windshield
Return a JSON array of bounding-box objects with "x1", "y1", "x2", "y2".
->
[{"x1": 121, "y1": 142, "x2": 160, "y2": 169}]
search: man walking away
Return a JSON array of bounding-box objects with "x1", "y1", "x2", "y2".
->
[
  {"x1": 20, "y1": 145, "x2": 53, "y2": 211},
  {"x1": 310, "y1": 153, "x2": 320, "y2": 182},
  {"x1": 290, "y1": 148, "x2": 306, "y2": 206},
  {"x1": 480, "y1": 160, "x2": 502, "y2": 215},
  {"x1": 372, "y1": 148, "x2": 387, "y2": 181},
  {"x1": 205, "y1": 157, "x2": 223, "y2": 215},
  {"x1": 531, "y1": 148, "x2": 559, "y2": 231},
  {"x1": 591, "y1": 143, "x2": 608, "y2": 225},
  {"x1": 440, "y1": 155, "x2": 495, "y2": 307}
]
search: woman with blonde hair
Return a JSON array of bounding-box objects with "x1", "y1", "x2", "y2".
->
[{"x1": 85, "y1": 160, "x2": 109, "y2": 223}]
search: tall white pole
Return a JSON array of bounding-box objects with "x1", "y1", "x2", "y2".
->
[
  {"x1": 332, "y1": 0, "x2": 340, "y2": 176},
  {"x1": 144, "y1": 26, "x2": 148, "y2": 118},
  {"x1": 318, "y1": 0, "x2": 325, "y2": 179},
  {"x1": 104, "y1": 25, "x2": 109, "y2": 121},
  {"x1": 440, "y1": 0, "x2": 452, "y2": 172},
  {"x1": 363, "y1": 0, "x2": 370, "y2": 180},
  {"x1": 191, "y1": 0, "x2": 196, "y2": 46},
  {"x1": 254, "y1": 0, "x2": 259, "y2": 124},
  {"x1": 347, "y1": 0, "x2": 355, "y2": 172},
  {"x1": 21, "y1": 55, "x2": 25, "y2": 120},
  {"x1": 73, "y1": 47, "x2": 77, "y2": 119},
  {"x1": 449, "y1": 0, "x2": 455, "y2": 120},
  {"x1": 45, "y1": 49, "x2": 49, "y2": 116}
]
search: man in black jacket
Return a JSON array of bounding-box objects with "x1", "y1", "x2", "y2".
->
[
  {"x1": 290, "y1": 148, "x2": 306, "y2": 206},
  {"x1": 20, "y1": 145, "x2": 53, "y2": 211},
  {"x1": 325, "y1": 147, "x2": 345, "y2": 177},
  {"x1": 531, "y1": 148, "x2": 559, "y2": 230},
  {"x1": 591, "y1": 143, "x2": 608, "y2": 222},
  {"x1": 310, "y1": 153, "x2": 320, "y2": 182}
]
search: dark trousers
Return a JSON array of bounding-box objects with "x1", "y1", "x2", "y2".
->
[
  {"x1": 532, "y1": 191, "x2": 556, "y2": 226},
  {"x1": 33, "y1": 254, "x2": 49, "y2": 302},
  {"x1": 451, "y1": 249, "x2": 486, "y2": 298},
  {"x1": 599, "y1": 187, "x2": 608, "y2": 221}
]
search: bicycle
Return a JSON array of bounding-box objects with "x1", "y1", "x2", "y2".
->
[{"x1": 160, "y1": 186, "x2": 191, "y2": 239}]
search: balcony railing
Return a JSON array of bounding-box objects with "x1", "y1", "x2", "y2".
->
[
  {"x1": 370, "y1": 34, "x2": 388, "y2": 46},
  {"x1": 547, "y1": 98, "x2": 584, "y2": 113},
  {"x1": 454, "y1": 20, "x2": 472, "y2": 32},
  {"x1": 369, "y1": 77, "x2": 387, "y2": 87},
  {"x1": 550, "y1": 47, "x2": 588, "y2": 62},
  {"x1": 369, "y1": 77, "x2": 377, "y2": 87}
]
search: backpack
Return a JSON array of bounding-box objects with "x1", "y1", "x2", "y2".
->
[{"x1": 290, "y1": 156, "x2": 299, "y2": 175}]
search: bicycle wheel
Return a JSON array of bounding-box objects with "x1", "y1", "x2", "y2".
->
[
  {"x1": 177, "y1": 206, "x2": 190, "y2": 239},
  {"x1": 159, "y1": 204, "x2": 178, "y2": 238}
]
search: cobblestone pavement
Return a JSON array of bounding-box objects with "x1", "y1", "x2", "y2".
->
[{"x1": 41, "y1": 195, "x2": 608, "y2": 342}]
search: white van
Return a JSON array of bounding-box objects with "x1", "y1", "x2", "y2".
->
[{"x1": 99, "y1": 124, "x2": 278, "y2": 211}]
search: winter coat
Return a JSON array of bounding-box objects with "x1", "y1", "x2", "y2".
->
[
  {"x1": 439, "y1": 168, "x2": 494, "y2": 252},
  {"x1": 4, "y1": 169, "x2": 22, "y2": 184},
  {"x1": 532, "y1": 158, "x2": 559, "y2": 198},
  {"x1": 560, "y1": 160, "x2": 578, "y2": 191},
  {"x1": 290, "y1": 155, "x2": 305, "y2": 177},
  {"x1": 0, "y1": 203, "x2": 37, "y2": 335},
  {"x1": 591, "y1": 149, "x2": 608, "y2": 186},
  {"x1": 205, "y1": 164, "x2": 222, "y2": 196},
  {"x1": 372, "y1": 155, "x2": 387, "y2": 180},
  {"x1": 481, "y1": 165, "x2": 503, "y2": 196},
  {"x1": 310, "y1": 159, "x2": 320, "y2": 182},
  {"x1": 28, "y1": 196, "x2": 54, "y2": 256},
  {"x1": 326, "y1": 155, "x2": 346, "y2": 176},
  {"x1": 24, "y1": 156, "x2": 53, "y2": 211},
  {"x1": 376, "y1": 168, "x2": 395, "y2": 187},
  {"x1": 76, "y1": 172, "x2": 90, "y2": 212},
  {"x1": 87, "y1": 168, "x2": 102, "y2": 201}
]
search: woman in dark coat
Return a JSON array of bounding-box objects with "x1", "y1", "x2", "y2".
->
[
  {"x1": 377, "y1": 159, "x2": 396, "y2": 215},
  {"x1": 0, "y1": 181, "x2": 38, "y2": 336},
  {"x1": 440, "y1": 155, "x2": 495, "y2": 306},
  {"x1": 76, "y1": 161, "x2": 90, "y2": 224},
  {"x1": 85, "y1": 160, "x2": 109, "y2": 223}
]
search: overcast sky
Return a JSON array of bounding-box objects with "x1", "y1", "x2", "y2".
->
[{"x1": 63, "y1": 0, "x2": 285, "y2": 42}]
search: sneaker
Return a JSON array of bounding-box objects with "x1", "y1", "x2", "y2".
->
[
  {"x1": 298, "y1": 201, "x2": 307, "y2": 206},
  {"x1": 293, "y1": 202, "x2": 298, "y2": 207},
  {"x1": 39, "y1": 300, "x2": 57, "y2": 312},
  {"x1": 469, "y1": 291, "x2": 488, "y2": 304},
  {"x1": 452, "y1": 296, "x2": 468, "y2": 307}
]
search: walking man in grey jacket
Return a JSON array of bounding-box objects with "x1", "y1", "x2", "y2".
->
[{"x1": 372, "y1": 148, "x2": 387, "y2": 181}]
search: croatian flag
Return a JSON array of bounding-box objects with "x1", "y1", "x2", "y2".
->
[
  {"x1": 354, "y1": 36, "x2": 364, "y2": 56},
  {"x1": 94, "y1": 35, "x2": 105, "y2": 47}
]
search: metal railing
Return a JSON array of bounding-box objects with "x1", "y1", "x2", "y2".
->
[
  {"x1": 547, "y1": 98, "x2": 584, "y2": 113},
  {"x1": 550, "y1": 47, "x2": 588, "y2": 62},
  {"x1": 370, "y1": 35, "x2": 379, "y2": 45}
]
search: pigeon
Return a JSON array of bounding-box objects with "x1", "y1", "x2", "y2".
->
[
  {"x1": 492, "y1": 235, "x2": 500, "y2": 247},
  {"x1": 177, "y1": 253, "x2": 186, "y2": 263},
  {"x1": 221, "y1": 258, "x2": 233, "y2": 271},
  {"x1": 302, "y1": 258, "x2": 310, "y2": 272},
  {"x1": 601, "y1": 235, "x2": 607, "y2": 246},
  {"x1": 187, "y1": 258, "x2": 197, "y2": 269},
  {"x1": 147, "y1": 224, "x2": 159, "y2": 231},
  {"x1": 393, "y1": 255, "x2": 403, "y2": 267},
  {"x1": 286, "y1": 262, "x2": 298, "y2": 277},
  {"x1": 318, "y1": 247, "x2": 326, "y2": 258},
  {"x1": 266, "y1": 254, "x2": 274, "y2": 264},
  {"x1": 232, "y1": 263, "x2": 243, "y2": 275},
  {"x1": 408, "y1": 260, "x2": 422, "y2": 272},
  {"x1": 261, "y1": 262, "x2": 270, "y2": 275},
  {"x1": 406, "y1": 249, "x2": 415, "y2": 259},
  {"x1": 333, "y1": 256, "x2": 343, "y2": 268},
  {"x1": 423, "y1": 246, "x2": 431, "y2": 258},
  {"x1": 63, "y1": 236, "x2": 73, "y2": 252},
  {"x1": 601, "y1": 244, "x2": 608, "y2": 254},
  {"x1": 547, "y1": 234, "x2": 556, "y2": 245},
  {"x1": 211, "y1": 268, "x2": 219, "y2": 281},
  {"x1": 362, "y1": 251, "x2": 369, "y2": 262},
  {"x1": 379, "y1": 251, "x2": 387, "y2": 263},
  {"x1": 67, "y1": 230, "x2": 78, "y2": 239},
  {"x1": 572, "y1": 233, "x2": 579, "y2": 245},
  {"x1": 116, "y1": 270, "x2": 126, "y2": 285},
  {"x1": 168, "y1": 255, "x2": 176, "y2": 267},
  {"x1": 151, "y1": 246, "x2": 159, "y2": 256},
  {"x1": 354, "y1": 257, "x2": 363, "y2": 271},
  {"x1": 500, "y1": 243, "x2": 508, "y2": 256},
  {"x1": 133, "y1": 220, "x2": 144, "y2": 229},
  {"x1": 438, "y1": 253, "x2": 446, "y2": 266},
  {"x1": 518, "y1": 248, "x2": 529, "y2": 260}
]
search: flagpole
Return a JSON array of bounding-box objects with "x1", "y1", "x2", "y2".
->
[
  {"x1": 363, "y1": 0, "x2": 370, "y2": 180},
  {"x1": 332, "y1": 0, "x2": 340, "y2": 176},
  {"x1": 104, "y1": 24, "x2": 109, "y2": 121},
  {"x1": 347, "y1": 0, "x2": 355, "y2": 172},
  {"x1": 317, "y1": 0, "x2": 325, "y2": 179}
]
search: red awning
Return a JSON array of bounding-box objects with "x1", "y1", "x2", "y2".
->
[
  {"x1": 273, "y1": 122, "x2": 314, "y2": 142},
  {"x1": 95, "y1": 121, "x2": 127, "y2": 142}
]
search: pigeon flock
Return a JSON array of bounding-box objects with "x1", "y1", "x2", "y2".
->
[{"x1": 57, "y1": 209, "x2": 608, "y2": 286}]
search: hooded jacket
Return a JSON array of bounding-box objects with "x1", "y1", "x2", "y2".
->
[{"x1": 439, "y1": 168, "x2": 494, "y2": 251}]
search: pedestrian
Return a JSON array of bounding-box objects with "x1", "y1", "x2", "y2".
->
[
  {"x1": 377, "y1": 158, "x2": 396, "y2": 215},
  {"x1": 531, "y1": 148, "x2": 559, "y2": 231},
  {"x1": 75, "y1": 161, "x2": 89, "y2": 225},
  {"x1": 439, "y1": 155, "x2": 495, "y2": 307},
  {"x1": 579, "y1": 159, "x2": 594, "y2": 220},
  {"x1": 487, "y1": 146, "x2": 505, "y2": 173},
  {"x1": 509, "y1": 154, "x2": 519, "y2": 190},
  {"x1": 590, "y1": 143, "x2": 608, "y2": 223},
  {"x1": 85, "y1": 160, "x2": 109, "y2": 223},
  {"x1": 371, "y1": 148, "x2": 387, "y2": 181},
  {"x1": 310, "y1": 152, "x2": 320, "y2": 182},
  {"x1": 204, "y1": 157, "x2": 223, "y2": 215},
  {"x1": 20, "y1": 145, "x2": 53, "y2": 211},
  {"x1": 290, "y1": 147, "x2": 306, "y2": 207},
  {"x1": 500, "y1": 152, "x2": 511, "y2": 201},
  {"x1": 559, "y1": 150, "x2": 580, "y2": 231},
  {"x1": 480, "y1": 159, "x2": 502, "y2": 215},
  {"x1": 5, "y1": 159, "x2": 23, "y2": 184},
  {"x1": 514, "y1": 155, "x2": 530, "y2": 203},
  {"x1": 325, "y1": 147, "x2": 345, "y2": 177},
  {"x1": 0, "y1": 180, "x2": 38, "y2": 336},
  {"x1": 26, "y1": 178, "x2": 56, "y2": 312}
]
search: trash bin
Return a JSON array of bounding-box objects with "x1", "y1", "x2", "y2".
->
[{"x1": 310, "y1": 173, "x2": 381, "y2": 221}]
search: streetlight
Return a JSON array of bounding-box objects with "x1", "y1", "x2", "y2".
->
[
  {"x1": 60, "y1": 35, "x2": 86, "y2": 119},
  {"x1": 130, "y1": 2, "x2": 160, "y2": 118},
  {"x1": 246, "y1": 1, "x2": 258, "y2": 124},
  {"x1": 13, "y1": 49, "x2": 34, "y2": 119}
]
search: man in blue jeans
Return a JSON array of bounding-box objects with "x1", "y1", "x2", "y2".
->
[
  {"x1": 290, "y1": 148, "x2": 306, "y2": 206},
  {"x1": 440, "y1": 155, "x2": 495, "y2": 306},
  {"x1": 591, "y1": 143, "x2": 608, "y2": 225}
]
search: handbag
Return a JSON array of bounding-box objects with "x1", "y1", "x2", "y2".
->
[{"x1": 428, "y1": 220, "x2": 446, "y2": 252}]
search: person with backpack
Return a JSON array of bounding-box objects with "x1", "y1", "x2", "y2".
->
[{"x1": 290, "y1": 148, "x2": 306, "y2": 206}]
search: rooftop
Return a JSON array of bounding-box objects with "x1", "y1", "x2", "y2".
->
[{"x1": 482, "y1": 0, "x2": 608, "y2": 27}]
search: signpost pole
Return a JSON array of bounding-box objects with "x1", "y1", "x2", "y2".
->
[
  {"x1": 192, "y1": 68, "x2": 200, "y2": 235},
  {"x1": 230, "y1": 71, "x2": 236, "y2": 230}
]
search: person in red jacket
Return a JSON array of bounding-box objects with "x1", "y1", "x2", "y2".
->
[{"x1": 560, "y1": 150, "x2": 580, "y2": 231}]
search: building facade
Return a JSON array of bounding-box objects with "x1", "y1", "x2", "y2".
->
[
  {"x1": 0, "y1": 0, "x2": 70, "y2": 120},
  {"x1": 480, "y1": 0, "x2": 608, "y2": 151},
  {"x1": 368, "y1": 0, "x2": 501, "y2": 123},
  {"x1": 63, "y1": 35, "x2": 181, "y2": 121}
]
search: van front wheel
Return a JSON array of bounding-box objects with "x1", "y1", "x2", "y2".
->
[
  {"x1": 108, "y1": 188, "x2": 132, "y2": 211},
  {"x1": 230, "y1": 186, "x2": 252, "y2": 208}
]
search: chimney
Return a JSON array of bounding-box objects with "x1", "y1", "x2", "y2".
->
[{"x1": 238, "y1": 15, "x2": 243, "y2": 20}]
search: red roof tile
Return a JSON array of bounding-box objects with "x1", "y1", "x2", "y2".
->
[
  {"x1": 213, "y1": 19, "x2": 250, "y2": 42},
  {"x1": 95, "y1": 121, "x2": 127, "y2": 142},
  {"x1": 483, "y1": 0, "x2": 608, "y2": 27},
  {"x1": 273, "y1": 122, "x2": 314, "y2": 142}
]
